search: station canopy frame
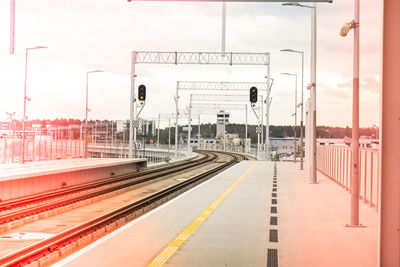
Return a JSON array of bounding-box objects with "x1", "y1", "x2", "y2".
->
[
  {"x1": 191, "y1": 94, "x2": 263, "y2": 102},
  {"x1": 129, "y1": 51, "x2": 271, "y2": 159},
  {"x1": 178, "y1": 81, "x2": 268, "y2": 91}
]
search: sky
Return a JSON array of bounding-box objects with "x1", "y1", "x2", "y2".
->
[{"x1": 0, "y1": 0, "x2": 382, "y2": 128}]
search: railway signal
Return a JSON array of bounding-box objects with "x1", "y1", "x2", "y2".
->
[
  {"x1": 138, "y1": 84, "x2": 146, "y2": 101},
  {"x1": 250, "y1": 87, "x2": 258, "y2": 103}
]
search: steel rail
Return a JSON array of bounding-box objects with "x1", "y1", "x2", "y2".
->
[
  {"x1": 0, "y1": 151, "x2": 243, "y2": 267},
  {"x1": 0, "y1": 152, "x2": 209, "y2": 212},
  {"x1": 0, "y1": 152, "x2": 217, "y2": 224}
]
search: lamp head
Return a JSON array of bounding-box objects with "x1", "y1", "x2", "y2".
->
[{"x1": 340, "y1": 21, "x2": 356, "y2": 37}]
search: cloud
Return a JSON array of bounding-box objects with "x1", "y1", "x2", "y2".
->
[{"x1": 0, "y1": 0, "x2": 382, "y2": 127}]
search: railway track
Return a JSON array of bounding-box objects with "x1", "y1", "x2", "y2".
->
[
  {"x1": 0, "y1": 151, "x2": 217, "y2": 226},
  {"x1": 0, "y1": 151, "x2": 248, "y2": 267},
  {"x1": 0, "y1": 152, "x2": 209, "y2": 212}
]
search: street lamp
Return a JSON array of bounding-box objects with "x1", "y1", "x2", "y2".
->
[
  {"x1": 21, "y1": 46, "x2": 47, "y2": 164},
  {"x1": 325, "y1": 129, "x2": 330, "y2": 139},
  {"x1": 6, "y1": 112, "x2": 16, "y2": 136},
  {"x1": 10, "y1": 0, "x2": 15, "y2": 54},
  {"x1": 339, "y1": 0, "x2": 360, "y2": 227},
  {"x1": 265, "y1": 77, "x2": 274, "y2": 160},
  {"x1": 281, "y1": 72, "x2": 298, "y2": 164},
  {"x1": 283, "y1": 2, "x2": 317, "y2": 183},
  {"x1": 372, "y1": 124, "x2": 378, "y2": 139},
  {"x1": 281, "y1": 49, "x2": 305, "y2": 169},
  {"x1": 85, "y1": 70, "x2": 104, "y2": 159}
]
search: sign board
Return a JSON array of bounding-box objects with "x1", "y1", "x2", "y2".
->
[
  {"x1": 133, "y1": 120, "x2": 140, "y2": 129},
  {"x1": 0, "y1": 122, "x2": 9, "y2": 130},
  {"x1": 256, "y1": 126, "x2": 262, "y2": 134},
  {"x1": 116, "y1": 120, "x2": 125, "y2": 132},
  {"x1": 135, "y1": 142, "x2": 142, "y2": 149}
]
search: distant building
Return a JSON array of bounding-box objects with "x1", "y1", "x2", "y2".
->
[{"x1": 216, "y1": 110, "x2": 229, "y2": 138}]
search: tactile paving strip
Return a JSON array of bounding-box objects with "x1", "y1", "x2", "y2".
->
[
  {"x1": 267, "y1": 249, "x2": 278, "y2": 267},
  {"x1": 269, "y1": 229, "x2": 278, "y2": 242},
  {"x1": 268, "y1": 162, "x2": 279, "y2": 266}
]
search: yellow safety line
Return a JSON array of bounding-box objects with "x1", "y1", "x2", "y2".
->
[{"x1": 147, "y1": 161, "x2": 258, "y2": 267}]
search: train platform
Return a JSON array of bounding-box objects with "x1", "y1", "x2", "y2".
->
[
  {"x1": 0, "y1": 158, "x2": 147, "y2": 181},
  {"x1": 0, "y1": 158, "x2": 147, "y2": 201},
  {"x1": 54, "y1": 161, "x2": 378, "y2": 267}
]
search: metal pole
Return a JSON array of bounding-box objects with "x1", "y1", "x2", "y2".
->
[
  {"x1": 310, "y1": 4, "x2": 317, "y2": 184},
  {"x1": 300, "y1": 52, "x2": 304, "y2": 170},
  {"x1": 129, "y1": 51, "x2": 137, "y2": 158},
  {"x1": 10, "y1": 0, "x2": 15, "y2": 54},
  {"x1": 258, "y1": 106, "x2": 260, "y2": 156},
  {"x1": 350, "y1": 0, "x2": 360, "y2": 226},
  {"x1": 111, "y1": 121, "x2": 114, "y2": 157},
  {"x1": 223, "y1": 111, "x2": 226, "y2": 151},
  {"x1": 265, "y1": 62, "x2": 271, "y2": 160},
  {"x1": 198, "y1": 114, "x2": 201, "y2": 149},
  {"x1": 380, "y1": 1, "x2": 400, "y2": 265},
  {"x1": 245, "y1": 104, "x2": 248, "y2": 153},
  {"x1": 21, "y1": 48, "x2": 28, "y2": 163},
  {"x1": 84, "y1": 72, "x2": 89, "y2": 159},
  {"x1": 157, "y1": 114, "x2": 160, "y2": 148},
  {"x1": 168, "y1": 118, "x2": 171, "y2": 158},
  {"x1": 261, "y1": 95, "x2": 264, "y2": 149},
  {"x1": 222, "y1": 1, "x2": 226, "y2": 54},
  {"x1": 188, "y1": 99, "x2": 192, "y2": 154},
  {"x1": 294, "y1": 75, "x2": 297, "y2": 164},
  {"x1": 94, "y1": 121, "x2": 97, "y2": 145},
  {"x1": 175, "y1": 82, "x2": 179, "y2": 158}
]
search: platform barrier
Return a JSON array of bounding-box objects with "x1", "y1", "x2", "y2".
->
[
  {"x1": 317, "y1": 145, "x2": 380, "y2": 210},
  {"x1": 0, "y1": 139, "x2": 84, "y2": 164}
]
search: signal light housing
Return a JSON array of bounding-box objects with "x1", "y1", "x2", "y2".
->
[
  {"x1": 250, "y1": 87, "x2": 258, "y2": 103},
  {"x1": 138, "y1": 84, "x2": 146, "y2": 101}
]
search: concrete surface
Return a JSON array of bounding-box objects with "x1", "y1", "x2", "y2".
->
[
  {"x1": 53, "y1": 161, "x2": 378, "y2": 267},
  {"x1": 0, "y1": 158, "x2": 147, "y2": 200}
]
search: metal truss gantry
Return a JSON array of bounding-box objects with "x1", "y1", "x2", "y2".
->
[
  {"x1": 190, "y1": 94, "x2": 263, "y2": 102},
  {"x1": 129, "y1": 51, "x2": 271, "y2": 160},
  {"x1": 189, "y1": 95, "x2": 264, "y2": 154},
  {"x1": 176, "y1": 80, "x2": 271, "y2": 159},
  {"x1": 177, "y1": 81, "x2": 268, "y2": 91},
  {"x1": 189, "y1": 103, "x2": 248, "y2": 152},
  {"x1": 134, "y1": 51, "x2": 269, "y2": 65}
]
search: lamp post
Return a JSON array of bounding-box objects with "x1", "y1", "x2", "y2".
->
[
  {"x1": 21, "y1": 46, "x2": 47, "y2": 164},
  {"x1": 325, "y1": 129, "x2": 330, "y2": 139},
  {"x1": 265, "y1": 77, "x2": 274, "y2": 160},
  {"x1": 6, "y1": 112, "x2": 15, "y2": 136},
  {"x1": 281, "y1": 49, "x2": 304, "y2": 169},
  {"x1": 339, "y1": 0, "x2": 360, "y2": 227},
  {"x1": 372, "y1": 124, "x2": 378, "y2": 139},
  {"x1": 10, "y1": 0, "x2": 15, "y2": 54},
  {"x1": 281, "y1": 72, "x2": 298, "y2": 164},
  {"x1": 283, "y1": 2, "x2": 317, "y2": 182},
  {"x1": 85, "y1": 70, "x2": 104, "y2": 159}
]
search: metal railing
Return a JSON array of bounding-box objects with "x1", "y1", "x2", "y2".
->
[
  {"x1": 317, "y1": 145, "x2": 380, "y2": 211},
  {"x1": 87, "y1": 142, "x2": 190, "y2": 165},
  {"x1": 0, "y1": 139, "x2": 85, "y2": 164}
]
